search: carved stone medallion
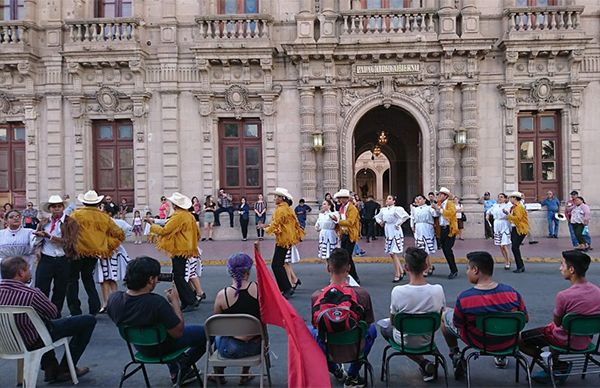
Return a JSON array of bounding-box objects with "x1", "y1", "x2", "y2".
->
[
  {"x1": 96, "y1": 87, "x2": 120, "y2": 111},
  {"x1": 531, "y1": 78, "x2": 553, "y2": 103}
]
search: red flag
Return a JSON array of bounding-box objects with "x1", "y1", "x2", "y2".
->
[{"x1": 254, "y1": 246, "x2": 331, "y2": 388}]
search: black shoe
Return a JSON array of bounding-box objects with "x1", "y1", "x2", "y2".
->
[
  {"x1": 451, "y1": 352, "x2": 465, "y2": 380},
  {"x1": 282, "y1": 289, "x2": 294, "y2": 299},
  {"x1": 447, "y1": 272, "x2": 458, "y2": 279},
  {"x1": 171, "y1": 367, "x2": 198, "y2": 387},
  {"x1": 513, "y1": 267, "x2": 525, "y2": 273},
  {"x1": 208, "y1": 237, "x2": 213, "y2": 241},
  {"x1": 201, "y1": 238, "x2": 206, "y2": 241},
  {"x1": 293, "y1": 279, "x2": 302, "y2": 290},
  {"x1": 529, "y1": 240, "x2": 539, "y2": 244}
]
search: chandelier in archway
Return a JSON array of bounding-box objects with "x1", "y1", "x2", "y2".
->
[
  {"x1": 372, "y1": 144, "x2": 382, "y2": 157},
  {"x1": 377, "y1": 131, "x2": 388, "y2": 145}
]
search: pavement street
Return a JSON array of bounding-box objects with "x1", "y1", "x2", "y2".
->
[{"x1": 2, "y1": 237, "x2": 600, "y2": 387}]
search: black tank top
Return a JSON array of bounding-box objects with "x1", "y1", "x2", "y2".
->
[{"x1": 223, "y1": 282, "x2": 260, "y2": 320}]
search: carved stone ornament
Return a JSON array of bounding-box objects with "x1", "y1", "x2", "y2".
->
[
  {"x1": 0, "y1": 92, "x2": 24, "y2": 116},
  {"x1": 88, "y1": 86, "x2": 132, "y2": 113},
  {"x1": 217, "y1": 85, "x2": 261, "y2": 119},
  {"x1": 531, "y1": 78, "x2": 553, "y2": 103}
]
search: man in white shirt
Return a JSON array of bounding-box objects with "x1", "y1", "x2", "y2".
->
[
  {"x1": 34, "y1": 195, "x2": 79, "y2": 316},
  {"x1": 381, "y1": 247, "x2": 446, "y2": 382}
]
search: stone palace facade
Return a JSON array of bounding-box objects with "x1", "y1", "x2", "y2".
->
[{"x1": 1, "y1": 0, "x2": 599, "y2": 236}]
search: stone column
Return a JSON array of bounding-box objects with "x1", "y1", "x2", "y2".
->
[
  {"x1": 22, "y1": 97, "x2": 39, "y2": 205},
  {"x1": 261, "y1": 94, "x2": 278, "y2": 195},
  {"x1": 132, "y1": 93, "x2": 151, "y2": 209},
  {"x1": 322, "y1": 87, "x2": 340, "y2": 194},
  {"x1": 460, "y1": 83, "x2": 479, "y2": 202},
  {"x1": 437, "y1": 83, "x2": 456, "y2": 192},
  {"x1": 45, "y1": 95, "x2": 65, "y2": 194},
  {"x1": 299, "y1": 87, "x2": 317, "y2": 201},
  {"x1": 160, "y1": 91, "x2": 180, "y2": 193},
  {"x1": 498, "y1": 85, "x2": 518, "y2": 192}
]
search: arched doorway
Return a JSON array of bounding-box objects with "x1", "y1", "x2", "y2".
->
[
  {"x1": 353, "y1": 105, "x2": 421, "y2": 208},
  {"x1": 354, "y1": 150, "x2": 391, "y2": 202}
]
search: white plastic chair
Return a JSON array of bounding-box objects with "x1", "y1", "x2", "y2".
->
[{"x1": 0, "y1": 305, "x2": 78, "y2": 388}]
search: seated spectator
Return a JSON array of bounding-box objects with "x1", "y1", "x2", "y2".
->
[
  {"x1": 520, "y1": 250, "x2": 600, "y2": 383},
  {"x1": 441, "y1": 251, "x2": 528, "y2": 378},
  {"x1": 0, "y1": 256, "x2": 96, "y2": 383},
  {"x1": 309, "y1": 248, "x2": 377, "y2": 388},
  {"x1": 380, "y1": 247, "x2": 445, "y2": 382},
  {"x1": 210, "y1": 253, "x2": 261, "y2": 386},
  {"x1": 107, "y1": 256, "x2": 206, "y2": 386}
]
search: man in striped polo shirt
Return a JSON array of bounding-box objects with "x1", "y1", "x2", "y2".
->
[
  {"x1": 441, "y1": 251, "x2": 528, "y2": 379},
  {"x1": 0, "y1": 256, "x2": 96, "y2": 383}
]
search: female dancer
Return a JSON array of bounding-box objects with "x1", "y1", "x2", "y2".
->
[
  {"x1": 202, "y1": 195, "x2": 216, "y2": 241},
  {"x1": 315, "y1": 199, "x2": 338, "y2": 260},
  {"x1": 375, "y1": 195, "x2": 410, "y2": 282},
  {"x1": 0, "y1": 210, "x2": 36, "y2": 278},
  {"x1": 283, "y1": 197, "x2": 301, "y2": 292},
  {"x1": 487, "y1": 193, "x2": 512, "y2": 269},
  {"x1": 410, "y1": 194, "x2": 437, "y2": 276},
  {"x1": 505, "y1": 191, "x2": 529, "y2": 273},
  {"x1": 254, "y1": 193, "x2": 267, "y2": 240}
]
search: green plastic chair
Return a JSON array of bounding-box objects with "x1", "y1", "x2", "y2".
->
[
  {"x1": 319, "y1": 321, "x2": 374, "y2": 387},
  {"x1": 117, "y1": 324, "x2": 201, "y2": 388},
  {"x1": 380, "y1": 312, "x2": 448, "y2": 387},
  {"x1": 543, "y1": 313, "x2": 600, "y2": 388},
  {"x1": 460, "y1": 311, "x2": 531, "y2": 388}
]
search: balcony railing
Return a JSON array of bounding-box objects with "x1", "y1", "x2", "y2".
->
[
  {"x1": 506, "y1": 6, "x2": 583, "y2": 34},
  {"x1": 65, "y1": 18, "x2": 139, "y2": 43},
  {"x1": 0, "y1": 21, "x2": 30, "y2": 45},
  {"x1": 340, "y1": 8, "x2": 437, "y2": 38},
  {"x1": 196, "y1": 14, "x2": 272, "y2": 40}
]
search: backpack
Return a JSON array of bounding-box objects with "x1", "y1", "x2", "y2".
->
[{"x1": 312, "y1": 283, "x2": 364, "y2": 333}]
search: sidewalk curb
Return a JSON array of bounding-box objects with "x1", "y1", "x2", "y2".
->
[{"x1": 158, "y1": 256, "x2": 600, "y2": 266}]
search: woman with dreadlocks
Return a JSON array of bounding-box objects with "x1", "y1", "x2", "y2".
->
[{"x1": 210, "y1": 252, "x2": 261, "y2": 385}]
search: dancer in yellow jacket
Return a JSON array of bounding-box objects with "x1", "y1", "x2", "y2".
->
[
  {"x1": 505, "y1": 191, "x2": 529, "y2": 273},
  {"x1": 433, "y1": 187, "x2": 460, "y2": 279},
  {"x1": 147, "y1": 192, "x2": 201, "y2": 309},
  {"x1": 260, "y1": 187, "x2": 303, "y2": 299},
  {"x1": 334, "y1": 189, "x2": 362, "y2": 284}
]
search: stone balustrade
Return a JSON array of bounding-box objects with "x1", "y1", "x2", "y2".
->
[
  {"x1": 340, "y1": 8, "x2": 437, "y2": 38},
  {"x1": 65, "y1": 18, "x2": 139, "y2": 43},
  {"x1": 0, "y1": 21, "x2": 29, "y2": 45},
  {"x1": 196, "y1": 14, "x2": 272, "y2": 40},
  {"x1": 506, "y1": 6, "x2": 583, "y2": 33}
]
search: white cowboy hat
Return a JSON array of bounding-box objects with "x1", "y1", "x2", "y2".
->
[
  {"x1": 333, "y1": 189, "x2": 352, "y2": 199},
  {"x1": 41, "y1": 195, "x2": 68, "y2": 213},
  {"x1": 77, "y1": 190, "x2": 104, "y2": 205},
  {"x1": 555, "y1": 213, "x2": 567, "y2": 222},
  {"x1": 269, "y1": 187, "x2": 293, "y2": 201},
  {"x1": 509, "y1": 191, "x2": 524, "y2": 199},
  {"x1": 167, "y1": 192, "x2": 192, "y2": 209},
  {"x1": 438, "y1": 187, "x2": 451, "y2": 196}
]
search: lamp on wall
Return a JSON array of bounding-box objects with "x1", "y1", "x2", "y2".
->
[
  {"x1": 454, "y1": 127, "x2": 468, "y2": 149},
  {"x1": 312, "y1": 132, "x2": 324, "y2": 152}
]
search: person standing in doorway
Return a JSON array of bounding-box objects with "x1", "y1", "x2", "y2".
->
[
  {"x1": 238, "y1": 196, "x2": 250, "y2": 241},
  {"x1": 541, "y1": 190, "x2": 561, "y2": 238},
  {"x1": 334, "y1": 189, "x2": 362, "y2": 284},
  {"x1": 432, "y1": 187, "x2": 459, "y2": 279},
  {"x1": 362, "y1": 195, "x2": 380, "y2": 243},
  {"x1": 68, "y1": 190, "x2": 125, "y2": 316}
]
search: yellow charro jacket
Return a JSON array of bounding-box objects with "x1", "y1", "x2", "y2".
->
[
  {"x1": 265, "y1": 202, "x2": 304, "y2": 248},
  {"x1": 69, "y1": 206, "x2": 125, "y2": 258},
  {"x1": 336, "y1": 203, "x2": 360, "y2": 243},
  {"x1": 150, "y1": 208, "x2": 200, "y2": 258},
  {"x1": 507, "y1": 202, "x2": 529, "y2": 236},
  {"x1": 441, "y1": 199, "x2": 460, "y2": 238}
]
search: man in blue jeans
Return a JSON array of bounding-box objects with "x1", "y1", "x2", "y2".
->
[
  {"x1": 540, "y1": 190, "x2": 561, "y2": 238},
  {"x1": 107, "y1": 256, "x2": 206, "y2": 385},
  {"x1": 566, "y1": 190, "x2": 592, "y2": 247},
  {"x1": 309, "y1": 248, "x2": 376, "y2": 388},
  {"x1": 0, "y1": 256, "x2": 96, "y2": 383}
]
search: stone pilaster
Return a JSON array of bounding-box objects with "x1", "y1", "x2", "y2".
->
[
  {"x1": 299, "y1": 87, "x2": 317, "y2": 201},
  {"x1": 498, "y1": 85, "x2": 518, "y2": 192},
  {"x1": 22, "y1": 97, "x2": 39, "y2": 204},
  {"x1": 132, "y1": 93, "x2": 151, "y2": 209},
  {"x1": 460, "y1": 83, "x2": 479, "y2": 202},
  {"x1": 437, "y1": 83, "x2": 456, "y2": 192},
  {"x1": 160, "y1": 91, "x2": 180, "y2": 193},
  {"x1": 261, "y1": 94, "x2": 278, "y2": 195},
  {"x1": 45, "y1": 94, "x2": 64, "y2": 193},
  {"x1": 66, "y1": 96, "x2": 87, "y2": 195},
  {"x1": 322, "y1": 87, "x2": 340, "y2": 194}
]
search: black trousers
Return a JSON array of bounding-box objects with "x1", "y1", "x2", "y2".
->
[
  {"x1": 272, "y1": 245, "x2": 292, "y2": 293},
  {"x1": 256, "y1": 215, "x2": 266, "y2": 237},
  {"x1": 340, "y1": 234, "x2": 360, "y2": 283},
  {"x1": 485, "y1": 214, "x2": 494, "y2": 239},
  {"x1": 66, "y1": 257, "x2": 100, "y2": 316},
  {"x1": 172, "y1": 256, "x2": 199, "y2": 308},
  {"x1": 365, "y1": 219, "x2": 376, "y2": 240},
  {"x1": 35, "y1": 254, "x2": 70, "y2": 316},
  {"x1": 215, "y1": 206, "x2": 234, "y2": 226},
  {"x1": 511, "y1": 228, "x2": 527, "y2": 269},
  {"x1": 440, "y1": 226, "x2": 458, "y2": 274},
  {"x1": 240, "y1": 217, "x2": 249, "y2": 239}
]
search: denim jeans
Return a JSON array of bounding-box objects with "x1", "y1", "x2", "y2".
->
[
  {"x1": 215, "y1": 336, "x2": 261, "y2": 359},
  {"x1": 41, "y1": 315, "x2": 97, "y2": 370},
  {"x1": 309, "y1": 323, "x2": 377, "y2": 377},
  {"x1": 547, "y1": 211, "x2": 559, "y2": 237},
  {"x1": 166, "y1": 325, "x2": 206, "y2": 375}
]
